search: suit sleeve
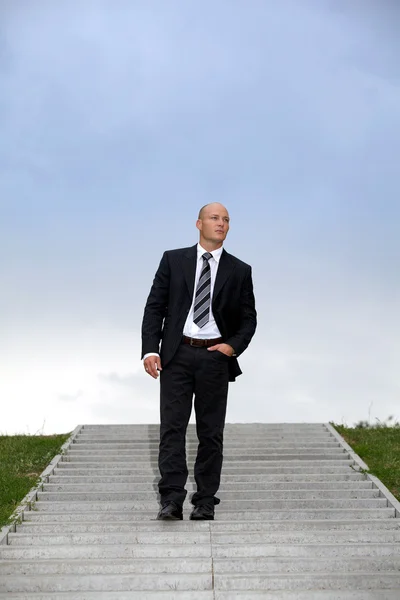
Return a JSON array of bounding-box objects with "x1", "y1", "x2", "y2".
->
[
  {"x1": 225, "y1": 266, "x2": 257, "y2": 357},
  {"x1": 141, "y1": 252, "x2": 170, "y2": 358}
]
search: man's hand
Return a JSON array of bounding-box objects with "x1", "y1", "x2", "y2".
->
[
  {"x1": 207, "y1": 343, "x2": 235, "y2": 357},
  {"x1": 144, "y1": 355, "x2": 162, "y2": 379}
]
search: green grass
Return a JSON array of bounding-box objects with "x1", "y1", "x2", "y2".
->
[
  {"x1": 0, "y1": 433, "x2": 70, "y2": 528},
  {"x1": 333, "y1": 421, "x2": 400, "y2": 502}
]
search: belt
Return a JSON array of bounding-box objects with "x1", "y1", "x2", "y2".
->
[{"x1": 182, "y1": 335, "x2": 223, "y2": 348}]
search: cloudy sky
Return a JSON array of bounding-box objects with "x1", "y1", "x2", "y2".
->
[{"x1": 1, "y1": 0, "x2": 399, "y2": 434}]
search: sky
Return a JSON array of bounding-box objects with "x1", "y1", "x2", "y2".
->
[{"x1": 1, "y1": 0, "x2": 399, "y2": 434}]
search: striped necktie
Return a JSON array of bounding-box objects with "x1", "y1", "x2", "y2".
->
[{"x1": 193, "y1": 252, "x2": 213, "y2": 328}]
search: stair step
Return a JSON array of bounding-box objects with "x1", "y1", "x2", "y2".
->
[
  {"x1": 212, "y1": 542, "x2": 400, "y2": 558},
  {"x1": 1, "y1": 591, "x2": 399, "y2": 600},
  {"x1": 0, "y1": 544, "x2": 211, "y2": 559},
  {"x1": 38, "y1": 490, "x2": 380, "y2": 501},
  {"x1": 211, "y1": 530, "x2": 400, "y2": 544},
  {"x1": 53, "y1": 467, "x2": 361, "y2": 476},
  {"x1": 77, "y1": 433, "x2": 331, "y2": 438},
  {"x1": 21, "y1": 508, "x2": 396, "y2": 521},
  {"x1": 29, "y1": 498, "x2": 389, "y2": 511},
  {"x1": 45, "y1": 480, "x2": 372, "y2": 490},
  {"x1": 8, "y1": 529, "x2": 400, "y2": 546},
  {"x1": 73, "y1": 441, "x2": 340, "y2": 447},
  {"x1": 59, "y1": 457, "x2": 354, "y2": 464},
  {"x1": 67, "y1": 447, "x2": 345, "y2": 455},
  {"x1": 14, "y1": 518, "x2": 400, "y2": 533},
  {"x1": 214, "y1": 592, "x2": 400, "y2": 600},
  {"x1": 1, "y1": 556, "x2": 399, "y2": 577},
  {"x1": 0, "y1": 557, "x2": 212, "y2": 575},
  {"x1": 0, "y1": 573, "x2": 213, "y2": 593},
  {"x1": 0, "y1": 586, "x2": 214, "y2": 600},
  {"x1": 8, "y1": 532, "x2": 211, "y2": 546},
  {"x1": 214, "y1": 572, "x2": 400, "y2": 591},
  {"x1": 3, "y1": 542, "x2": 400, "y2": 560},
  {"x1": 0, "y1": 593, "x2": 213, "y2": 600},
  {"x1": 81, "y1": 424, "x2": 326, "y2": 430},
  {"x1": 212, "y1": 556, "x2": 400, "y2": 573}
]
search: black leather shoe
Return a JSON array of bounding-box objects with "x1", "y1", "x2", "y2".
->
[
  {"x1": 190, "y1": 503, "x2": 215, "y2": 520},
  {"x1": 157, "y1": 501, "x2": 183, "y2": 521}
]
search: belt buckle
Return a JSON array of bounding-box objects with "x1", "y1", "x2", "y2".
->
[{"x1": 190, "y1": 337, "x2": 195, "y2": 346}]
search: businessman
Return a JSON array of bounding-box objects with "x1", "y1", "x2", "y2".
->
[{"x1": 141, "y1": 203, "x2": 256, "y2": 520}]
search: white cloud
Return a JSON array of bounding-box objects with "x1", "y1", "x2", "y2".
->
[
  {"x1": 0, "y1": 324, "x2": 156, "y2": 434},
  {"x1": 1, "y1": 294, "x2": 398, "y2": 434}
]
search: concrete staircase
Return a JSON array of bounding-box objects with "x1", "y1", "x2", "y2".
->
[{"x1": 1, "y1": 423, "x2": 400, "y2": 599}]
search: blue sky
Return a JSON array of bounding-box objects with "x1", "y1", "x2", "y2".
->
[{"x1": 1, "y1": 0, "x2": 399, "y2": 433}]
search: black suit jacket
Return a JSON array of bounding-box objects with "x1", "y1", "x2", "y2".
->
[{"x1": 141, "y1": 245, "x2": 257, "y2": 382}]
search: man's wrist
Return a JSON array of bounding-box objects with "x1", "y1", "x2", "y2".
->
[{"x1": 143, "y1": 352, "x2": 160, "y2": 361}]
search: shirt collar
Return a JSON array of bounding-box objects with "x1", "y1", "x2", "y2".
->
[{"x1": 197, "y1": 243, "x2": 223, "y2": 263}]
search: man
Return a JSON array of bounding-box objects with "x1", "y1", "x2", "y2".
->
[{"x1": 141, "y1": 203, "x2": 256, "y2": 521}]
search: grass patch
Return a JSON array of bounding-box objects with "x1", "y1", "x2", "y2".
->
[
  {"x1": 0, "y1": 433, "x2": 70, "y2": 528},
  {"x1": 333, "y1": 420, "x2": 400, "y2": 502}
]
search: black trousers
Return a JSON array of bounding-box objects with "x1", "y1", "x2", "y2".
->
[{"x1": 158, "y1": 343, "x2": 230, "y2": 507}]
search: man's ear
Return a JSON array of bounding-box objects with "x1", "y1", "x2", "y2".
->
[{"x1": 196, "y1": 219, "x2": 202, "y2": 232}]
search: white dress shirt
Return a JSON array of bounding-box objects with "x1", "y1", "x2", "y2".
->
[
  {"x1": 183, "y1": 243, "x2": 222, "y2": 339},
  {"x1": 143, "y1": 244, "x2": 222, "y2": 360}
]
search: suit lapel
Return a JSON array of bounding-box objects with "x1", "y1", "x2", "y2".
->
[
  {"x1": 183, "y1": 245, "x2": 235, "y2": 303},
  {"x1": 212, "y1": 249, "x2": 235, "y2": 303},
  {"x1": 183, "y1": 245, "x2": 198, "y2": 299}
]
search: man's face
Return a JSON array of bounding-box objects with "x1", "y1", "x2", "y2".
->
[{"x1": 196, "y1": 204, "x2": 230, "y2": 244}]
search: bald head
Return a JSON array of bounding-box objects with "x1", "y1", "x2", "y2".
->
[
  {"x1": 196, "y1": 203, "x2": 230, "y2": 250},
  {"x1": 198, "y1": 202, "x2": 229, "y2": 220}
]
